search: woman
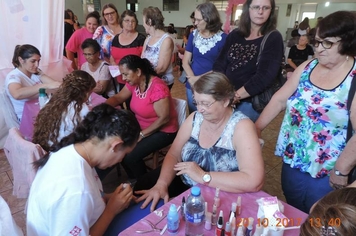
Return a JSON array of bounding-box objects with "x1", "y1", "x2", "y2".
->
[
  {"x1": 135, "y1": 72, "x2": 264, "y2": 211},
  {"x1": 5, "y1": 44, "x2": 61, "y2": 121},
  {"x1": 255, "y1": 11, "x2": 356, "y2": 213},
  {"x1": 110, "y1": 10, "x2": 146, "y2": 96},
  {"x1": 106, "y1": 55, "x2": 178, "y2": 179},
  {"x1": 141, "y1": 6, "x2": 175, "y2": 89},
  {"x1": 93, "y1": 3, "x2": 122, "y2": 62},
  {"x1": 66, "y1": 11, "x2": 100, "y2": 70},
  {"x1": 32, "y1": 70, "x2": 96, "y2": 152},
  {"x1": 64, "y1": 10, "x2": 75, "y2": 57},
  {"x1": 298, "y1": 17, "x2": 310, "y2": 36},
  {"x1": 300, "y1": 187, "x2": 356, "y2": 236},
  {"x1": 213, "y1": 0, "x2": 284, "y2": 122},
  {"x1": 286, "y1": 34, "x2": 314, "y2": 72},
  {"x1": 81, "y1": 38, "x2": 114, "y2": 97},
  {"x1": 26, "y1": 104, "x2": 140, "y2": 236},
  {"x1": 182, "y1": 2, "x2": 227, "y2": 113},
  {"x1": 177, "y1": 25, "x2": 194, "y2": 75}
]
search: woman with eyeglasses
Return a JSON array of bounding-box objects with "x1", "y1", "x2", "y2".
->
[
  {"x1": 135, "y1": 72, "x2": 264, "y2": 211},
  {"x1": 182, "y1": 2, "x2": 227, "y2": 113},
  {"x1": 110, "y1": 10, "x2": 146, "y2": 106},
  {"x1": 255, "y1": 11, "x2": 356, "y2": 213},
  {"x1": 213, "y1": 0, "x2": 284, "y2": 122},
  {"x1": 66, "y1": 11, "x2": 100, "y2": 70},
  {"x1": 81, "y1": 39, "x2": 115, "y2": 97},
  {"x1": 93, "y1": 3, "x2": 122, "y2": 62}
]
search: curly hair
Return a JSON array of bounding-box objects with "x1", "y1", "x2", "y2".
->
[
  {"x1": 33, "y1": 103, "x2": 140, "y2": 170},
  {"x1": 32, "y1": 70, "x2": 96, "y2": 152},
  {"x1": 143, "y1": 6, "x2": 165, "y2": 30}
]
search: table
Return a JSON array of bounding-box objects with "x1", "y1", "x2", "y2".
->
[
  {"x1": 119, "y1": 185, "x2": 307, "y2": 236},
  {"x1": 19, "y1": 93, "x2": 106, "y2": 141}
]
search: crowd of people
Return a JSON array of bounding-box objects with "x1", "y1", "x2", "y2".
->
[{"x1": 3, "y1": 1, "x2": 356, "y2": 235}]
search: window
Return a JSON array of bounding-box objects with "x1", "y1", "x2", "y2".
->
[
  {"x1": 163, "y1": 0, "x2": 179, "y2": 11},
  {"x1": 302, "y1": 12, "x2": 316, "y2": 20},
  {"x1": 86, "y1": 0, "x2": 101, "y2": 12},
  {"x1": 126, "y1": 0, "x2": 138, "y2": 12}
]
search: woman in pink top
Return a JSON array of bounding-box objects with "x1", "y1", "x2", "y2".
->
[
  {"x1": 66, "y1": 11, "x2": 100, "y2": 70},
  {"x1": 106, "y1": 55, "x2": 178, "y2": 179}
]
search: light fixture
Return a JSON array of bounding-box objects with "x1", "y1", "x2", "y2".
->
[{"x1": 325, "y1": 2, "x2": 330, "y2": 7}]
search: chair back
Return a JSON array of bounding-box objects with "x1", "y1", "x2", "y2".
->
[
  {"x1": 173, "y1": 98, "x2": 187, "y2": 127},
  {"x1": 3, "y1": 127, "x2": 46, "y2": 198}
]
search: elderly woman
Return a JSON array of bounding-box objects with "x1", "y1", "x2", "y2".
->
[
  {"x1": 66, "y1": 11, "x2": 100, "y2": 70},
  {"x1": 81, "y1": 38, "x2": 114, "y2": 97},
  {"x1": 93, "y1": 3, "x2": 122, "y2": 62},
  {"x1": 32, "y1": 70, "x2": 96, "y2": 152},
  {"x1": 106, "y1": 55, "x2": 178, "y2": 179},
  {"x1": 135, "y1": 72, "x2": 264, "y2": 211},
  {"x1": 286, "y1": 34, "x2": 314, "y2": 72},
  {"x1": 213, "y1": 0, "x2": 284, "y2": 122},
  {"x1": 27, "y1": 104, "x2": 140, "y2": 236},
  {"x1": 5, "y1": 44, "x2": 61, "y2": 121},
  {"x1": 255, "y1": 11, "x2": 356, "y2": 213},
  {"x1": 182, "y1": 2, "x2": 227, "y2": 113},
  {"x1": 141, "y1": 6, "x2": 175, "y2": 89}
]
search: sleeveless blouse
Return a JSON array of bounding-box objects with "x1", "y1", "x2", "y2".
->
[
  {"x1": 142, "y1": 33, "x2": 174, "y2": 85},
  {"x1": 276, "y1": 58, "x2": 356, "y2": 178},
  {"x1": 181, "y1": 109, "x2": 248, "y2": 186}
]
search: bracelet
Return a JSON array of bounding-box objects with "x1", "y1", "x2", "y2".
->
[
  {"x1": 334, "y1": 169, "x2": 349, "y2": 177},
  {"x1": 140, "y1": 131, "x2": 145, "y2": 139}
]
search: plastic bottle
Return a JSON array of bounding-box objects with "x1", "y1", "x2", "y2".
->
[
  {"x1": 38, "y1": 88, "x2": 47, "y2": 109},
  {"x1": 185, "y1": 186, "x2": 205, "y2": 236},
  {"x1": 167, "y1": 204, "x2": 179, "y2": 234}
]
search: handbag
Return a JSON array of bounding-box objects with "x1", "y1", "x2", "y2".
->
[
  {"x1": 346, "y1": 76, "x2": 356, "y2": 184},
  {"x1": 251, "y1": 30, "x2": 285, "y2": 113}
]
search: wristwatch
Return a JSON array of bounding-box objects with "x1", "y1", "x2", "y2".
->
[
  {"x1": 202, "y1": 172, "x2": 212, "y2": 185},
  {"x1": 334, "y1": 169, "x2": 348, "y2": 177}
]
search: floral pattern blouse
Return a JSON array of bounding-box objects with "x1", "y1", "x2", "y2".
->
[
  {"x1": 276, "y1": 58, "x2": 356, "y2": 178},
  {"x1": 93, "y1": 26, "x2": 118, "y2": 60}
]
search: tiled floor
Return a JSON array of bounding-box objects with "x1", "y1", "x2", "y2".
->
[{"x1": 0, "y1": 71, "x2": 285, "y2": 235}]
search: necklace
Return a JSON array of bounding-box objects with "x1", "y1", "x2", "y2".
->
[{"x1": 80, "y1": 143, "x2": 92, "y2": 167}]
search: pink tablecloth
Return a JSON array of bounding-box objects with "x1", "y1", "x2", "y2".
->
[
  {"x1": 19, "y1": 93, "x2": 107, "y2": 141},
  {"x1": 119, "y1": 185, "x2": 307, "y2": 236}
]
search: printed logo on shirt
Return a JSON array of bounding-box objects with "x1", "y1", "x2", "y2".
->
[{"x1": 69, "y1": 226, "x2": 82, "y2": 235}]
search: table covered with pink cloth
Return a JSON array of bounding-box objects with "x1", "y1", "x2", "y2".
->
[
  {"x1": 119, "y1": 184, "x2": 308, "y2": 236},
  {"x1": 19, "y1": 93, "x2": 107, "y2": 141}
]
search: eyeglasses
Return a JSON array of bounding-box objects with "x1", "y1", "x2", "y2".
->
[
  {"x1": 194, "y1": 18, "x2": 203, "y2": 23},
  {"x1": 249, "y1": 5, "x2": 272, "y2": 11},
  {"x1": 314, "y1": 39, "x2": 341, "y2": 49},
  {"x1": 192, "y1": 100, "x2": 217, "y2": 109},
  {"x1": 123, "y1": 19, "x2": 136, "y2": 24},
  {"x1": 103, "y1": 11, "x2": 116, "y2": 17},
  {"x1": 83, "y1": 52, "x2": 96, "y2": 57}
]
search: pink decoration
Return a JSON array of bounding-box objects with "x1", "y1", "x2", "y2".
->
[{"x1": 224, "y1": 0, "x2": 245, "y2": 33}]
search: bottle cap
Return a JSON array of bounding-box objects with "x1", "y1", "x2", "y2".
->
[
  {"x1": 169, "y1": 204, "x2": 177, "y2": 213},
  {"x1": 39, "y1": 88, "x2": 46, "y2": 94},
  {"x1": 191, "y1": 186, "x2": 201, "y2": 196}
]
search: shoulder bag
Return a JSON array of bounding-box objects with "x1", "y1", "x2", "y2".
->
[
  {"x1": 346, "y1": 76, "x2": 356, "y2": 184},
  {"x1": 251, "y1": 30, "x2": 286, "y2": 113}
]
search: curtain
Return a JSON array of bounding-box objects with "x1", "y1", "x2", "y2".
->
[{"x1": 0, "y1": 0, "x2": 70, "y2": 147}]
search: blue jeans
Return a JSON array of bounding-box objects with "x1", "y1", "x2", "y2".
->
[
  {"x1": 186, "y1": 88, "x2": 197, "y2": 114},
  {"x1": 235, "y1": 102, "x2": 260, "y2": 122},
  {"x1": 281, "y1": 162, "x2": 334, "y2": 213}
]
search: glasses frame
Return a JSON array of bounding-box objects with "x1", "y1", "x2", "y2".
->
[
  {"x1": 82, "y1": 52, "x2": 97, "y2": 57},
  {"x1": 192, "y1": 100, "x2": 217, "y2": 109},
  {"x1": 194, "y1": 18, "x2": 203, "y2": 23},
  {"x1": 103, "y1": 11, "x2": 116, "y2": 17},
  {"x1": 314, "y1": 39, "x2": 341, "y2": 49},
  {"x1": 249, "y1": 5, "x2": 272, "y2": 11},
  {"x1": 123, "y1": 19, "x2": 136, "y2": 24}
]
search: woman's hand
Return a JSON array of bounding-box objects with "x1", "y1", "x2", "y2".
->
[
  {"x1": 106, "y1": 184, "x2": 133, "y2": 215},
  {"x1": 93, "y1": 81, "x2": 104, "y2": 94},
  {"x1": 135, "y1": 182, "x2": 170, "y2": 212},
  {"x1": 45, "y1": 81, "x2": 61, "y2": 90},
  {"x1": 329, "y1": 169, "x2": 348, "y2": 189},
  {"x1": 174, "y1": 161, "x2": 204, "y2": 183}
]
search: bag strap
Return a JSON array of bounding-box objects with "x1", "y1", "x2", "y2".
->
[
  {"x1": 347, "y1": 76, "x2": 356, "y2": 141},
  {"x1": 256, "y1": 30, "x2": 276, "y2": 65}
]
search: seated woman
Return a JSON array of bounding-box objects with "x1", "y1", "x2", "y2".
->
[
  {"x1": 300, "y1": 187, "x2": 356, "y2": 235},
  {"x1": 32, "y1": 70, "x2": 96, "y2": 152},
  {"x1": 135, "y1": 72, "x2": 264, "y2": 211},
  {"x1": 5, "y1": 44, "x2": 61, "y2": 121},
  {"x1": 81, "y1": 38, "x2": 115, "y2": 97},
  {"x1": 286, "y1": 35, "x2": 314, "y2": 72},
  {"x1": 106, "y1": 55, "x2": 178, "y2": 179},
  {"x1": 26, "y1": 104, "x2": 141, "y2": 236}
]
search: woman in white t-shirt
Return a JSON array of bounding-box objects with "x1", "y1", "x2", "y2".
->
[
  {"x1": 27, "y1": 104, "x2": 141, "y2": 236},
  {"x1": 32, "y1": 70, "x2": 96, "y2": 152},
  {"x1": 5, "y1": 44, "x2": 61, "y2": 121}
]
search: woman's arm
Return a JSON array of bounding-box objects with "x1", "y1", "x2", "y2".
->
[
  {"x1": 106, "y1": 86, "x2": 131, "y2": 107},
  {"x1": 287, "y1": 58, "x2": 298, "y2": 70},
  {"x1": 212, "y1": 31, "x2": 234, "y2": 73},
  {"x1": 155, "y1": 37, "x2": 174, "y2": 75},
  {"x1": 65, "y1": 50, "x2": 77, "y2": 70},
  {"x1": 95, "y1": 64, "x2": 111, "y2": 94},
  {"x1": 135, "y1": 113, "x2": 194, "y2": 211}
]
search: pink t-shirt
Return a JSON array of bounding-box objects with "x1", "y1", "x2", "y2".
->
[
  {"x1": 66, "y1": 27, "x2": 93, "y2": 69},
  {"x1": 126, "y1": 77, "x2": 178, "y2": 133}
]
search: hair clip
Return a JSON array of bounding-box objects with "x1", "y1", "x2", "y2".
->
[{"x1": 320, "y1": 226, "x2": 337, "y2": 236}]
